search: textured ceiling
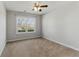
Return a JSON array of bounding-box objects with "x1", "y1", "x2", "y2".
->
[{"x1": 3, "y1": 1, "x2": 75, "y2": 15}]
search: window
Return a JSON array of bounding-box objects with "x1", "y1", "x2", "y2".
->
[{"x1": 16, "y1": 16, "x2": 36, "y2": 33}]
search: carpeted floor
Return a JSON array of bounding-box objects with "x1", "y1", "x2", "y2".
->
[{"x1": 1, "y1": 38, "x2": 79, "y2": 57}]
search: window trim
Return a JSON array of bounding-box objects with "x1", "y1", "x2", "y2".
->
[{"x1": 16, "y1": 15, "x2": 36, "y2": 34}]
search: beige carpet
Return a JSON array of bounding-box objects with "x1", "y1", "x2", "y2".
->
[{"x1": 1, "y1": 38, "x2": 79, "y2": 57}]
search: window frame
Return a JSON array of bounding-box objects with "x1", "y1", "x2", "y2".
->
[{"x1": 16, "y1": 15, "x2": 36, "y2": 34}]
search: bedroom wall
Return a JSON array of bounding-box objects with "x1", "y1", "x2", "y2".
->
[
  {"x1": 0, "y1": 2, "x2": 6, "y2": 55},
  {"x1": 7, "y1": 10, "x2": 42, "y2": 41},
  {"x1": 42, "y1": 2, "x2": 79, "y2": 51}
]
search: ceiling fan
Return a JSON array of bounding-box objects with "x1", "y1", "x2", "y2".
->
[{"x1": 32, "y1": 2, "x2": 48, "y2": 12}]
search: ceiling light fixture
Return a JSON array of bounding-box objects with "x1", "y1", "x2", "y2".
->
[{"x1": 32, "y1": 2, "x2": 48, "y2": 12}]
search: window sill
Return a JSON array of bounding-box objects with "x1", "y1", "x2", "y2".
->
[{"x1": 16, "y1": 31, "x2": 36, "y2": 34}]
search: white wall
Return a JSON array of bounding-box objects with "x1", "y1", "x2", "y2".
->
[
  {"x1": 7, "y1": 10, "x2": 42, "y2": 41},
  {"x1": 0, "y1": 2, "x2": 6, "y2": 55},
  {"x1": 42, "y1": 2, "x2": 79, "y2": 51}
]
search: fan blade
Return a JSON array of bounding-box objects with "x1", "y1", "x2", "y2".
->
[{"x1": 40, "y1": 5, "x2": 48, "y2": 7}]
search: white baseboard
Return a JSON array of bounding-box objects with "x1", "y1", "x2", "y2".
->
[
  {"x1": 7, "y1": 36, "x2": 41, "y2": 42},
  {"x1": 43, "y1": 36, "x2": 79, "y2": 51}
]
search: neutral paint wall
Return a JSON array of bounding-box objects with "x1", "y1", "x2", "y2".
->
[
  {"x1": 0, "y1": 2, "x2": 6, "y2": 55},
  {"x1": 42, "y1": 2, "x2": 79, "y2": 51},
  {"x1": 7, "y1": 10, "x2": 42, "y2": 41}
]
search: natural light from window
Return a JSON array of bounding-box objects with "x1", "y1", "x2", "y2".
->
[{"x1": 16, "y1": 16, "x2": 36, "y2": 34}]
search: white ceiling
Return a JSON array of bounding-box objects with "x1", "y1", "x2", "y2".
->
[{"x1": 3, "y1": 1, "x2": 75, "y2": 15}]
